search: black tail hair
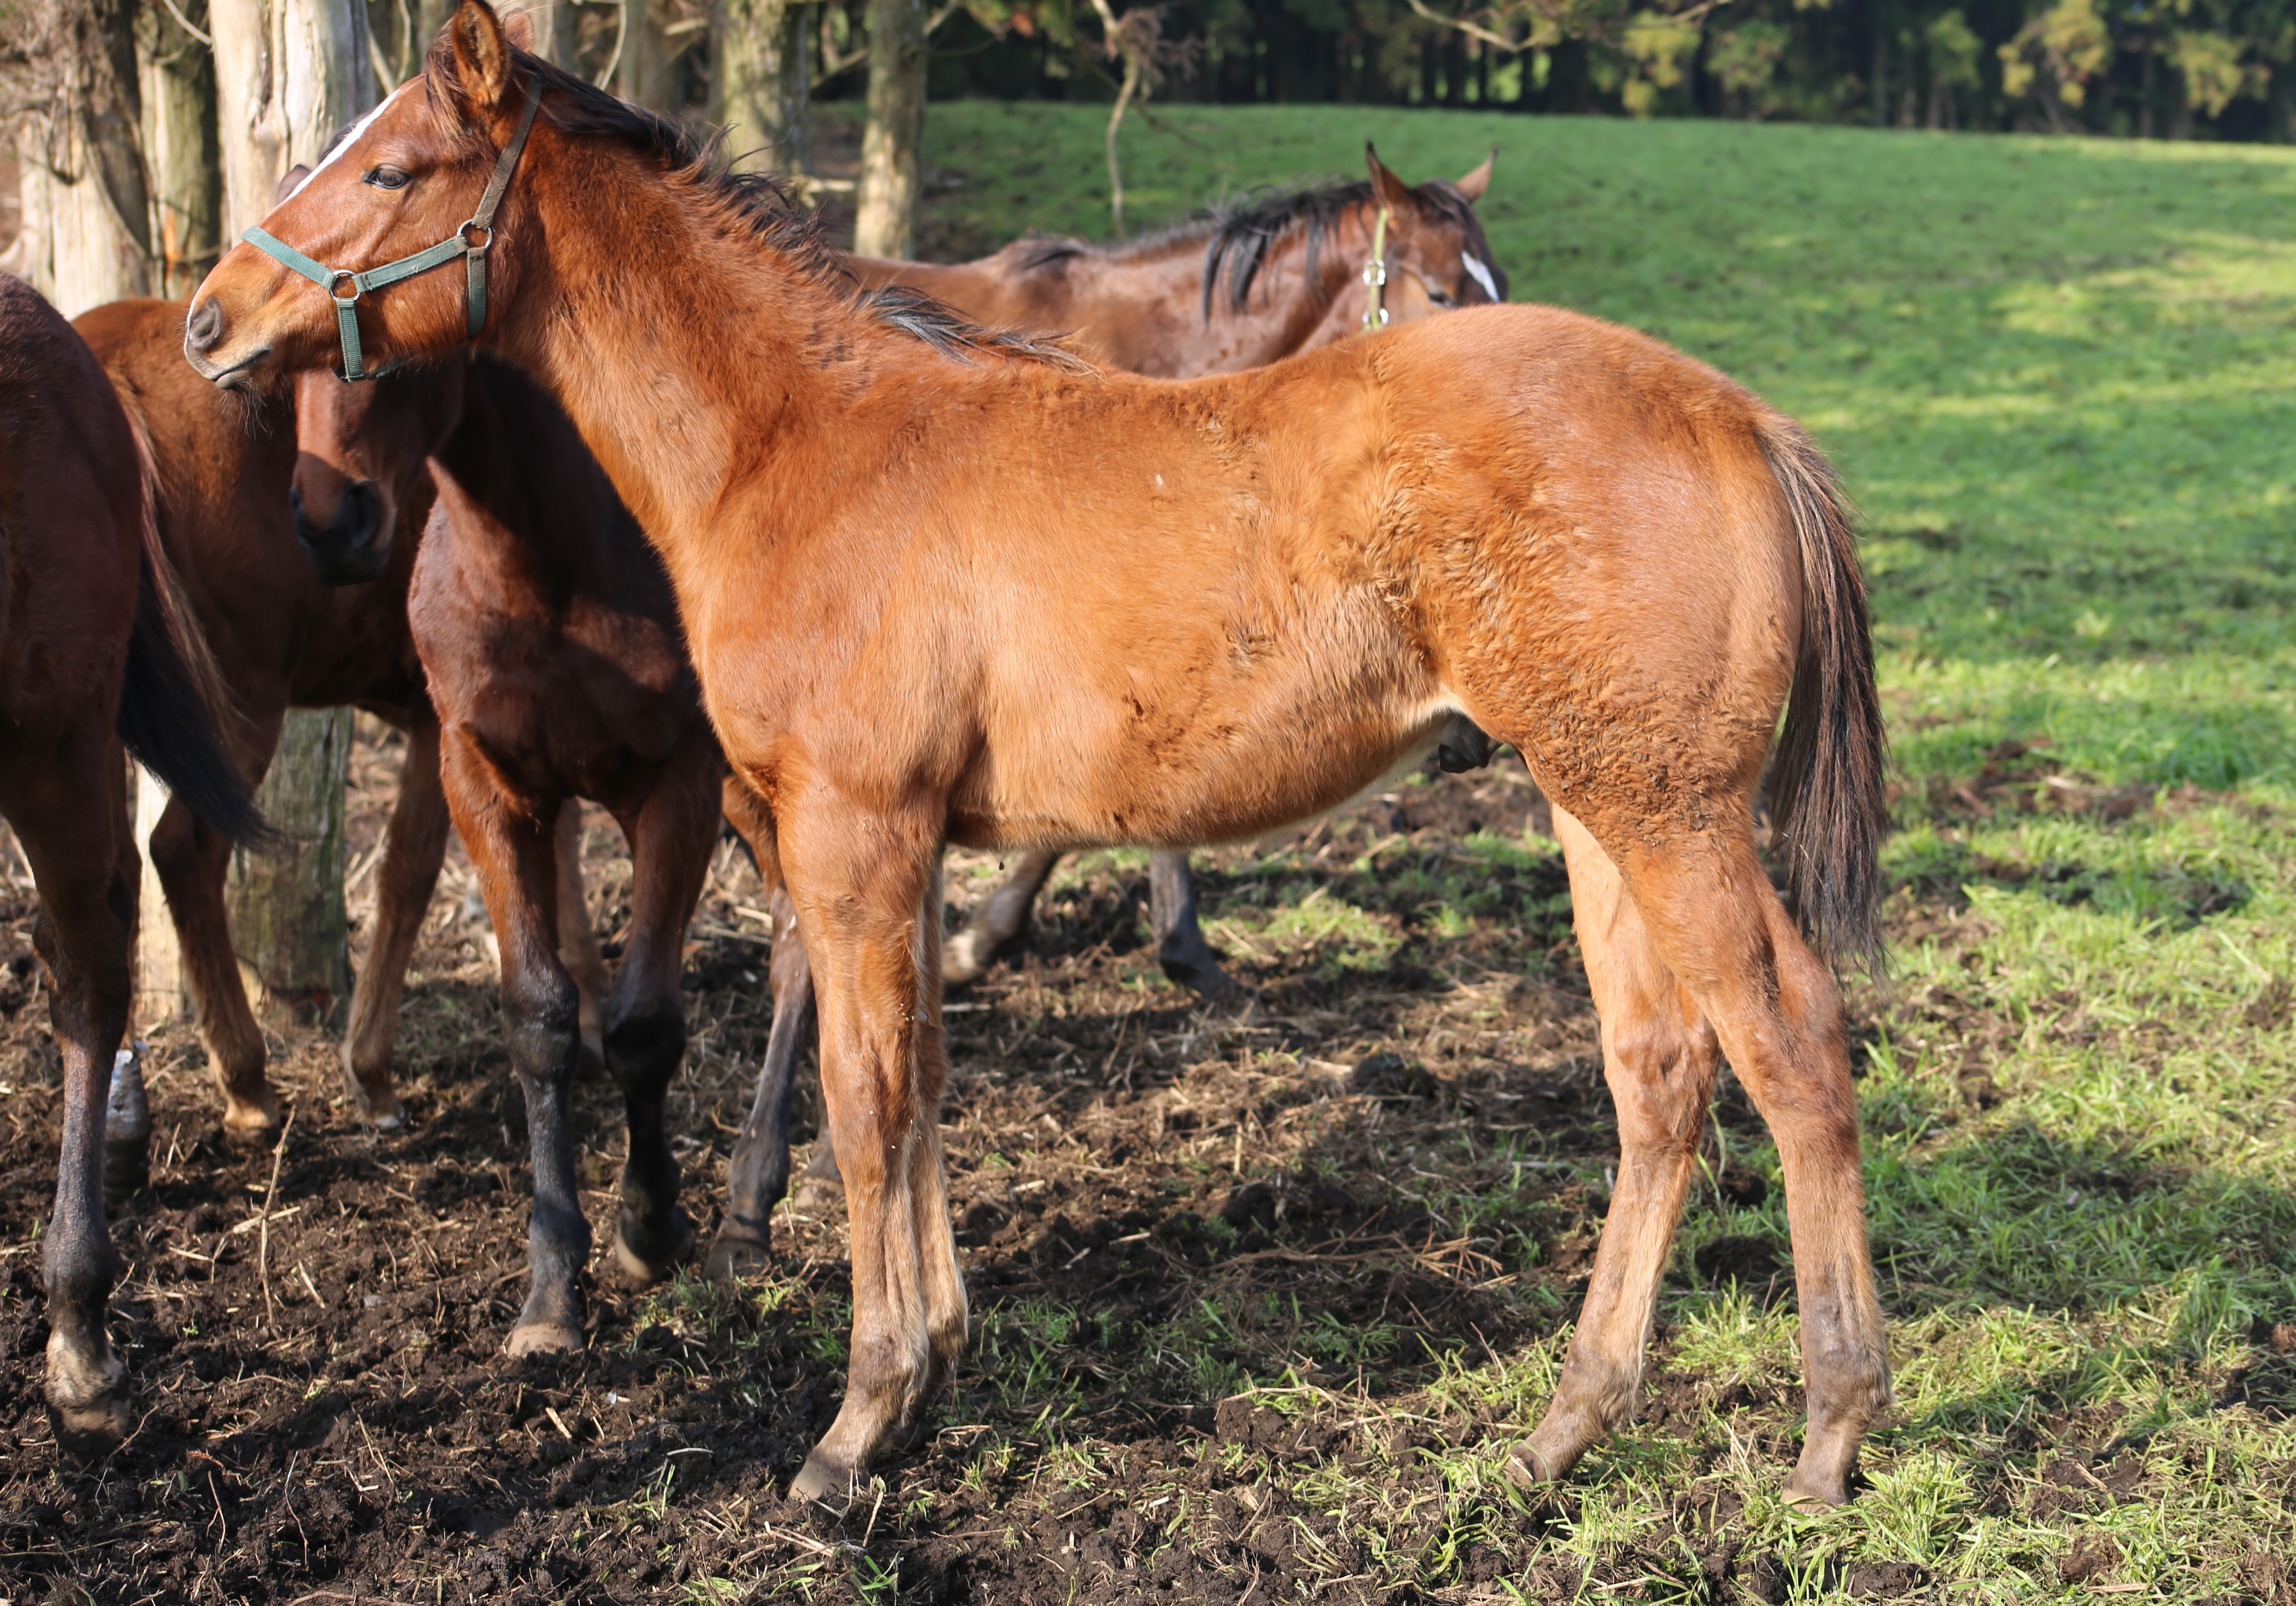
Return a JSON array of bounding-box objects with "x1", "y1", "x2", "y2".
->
[
  {"x1": 117, "y1": 564, "x2": 269, "y2": 847},
  {"x1": 1758, "y1": 415, "x2": 1888, "y2": 974}
]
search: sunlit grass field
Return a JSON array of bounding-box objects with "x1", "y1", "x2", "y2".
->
[{"x1": 821, "y1": 104, "x2": 2296, "y2": 1597}]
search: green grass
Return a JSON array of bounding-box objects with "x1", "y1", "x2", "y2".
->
[{"x1": 831, "y1": 105, "x2": 2296, "y2": 1598}]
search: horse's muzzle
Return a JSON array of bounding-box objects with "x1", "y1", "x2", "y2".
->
[{"x1": 291, "y1": 480, "x2": 389, "y2": 585}]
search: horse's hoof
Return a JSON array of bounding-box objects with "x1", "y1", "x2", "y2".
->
[
  {"x1": 1782, "y1": 1467, "x2": 1852, "y2": 1507},
  {"x1": 789, "y1": 1448, "x2": 859, "y2": 1508},
  {"x1": 353, "y1": 1089, "x2": 405, "y2": 1128},
  {"x1": 101, "y1": 1148, "x2": 149, "y2": 1209},
  {"x1": 221, "y1": 1095, "x2": 282, "y2": 1138},
  {"x1": 44, "y1": 1340, "x2": 130, "y2": 1463},
  {"x1": 613, "y1": 1207, "x2": 696, "y2": 1286},
  {"x1": 941, "y1": 928, "x2": 992, "y2": 987},
  {"x1": 790, "y1": 1174, "x2": 843, "y2": 1219},
  {"x1": 506, "y1": 1321, "x2": 584, "y2": 1358},
  {"x1": 1505, "y1": 1442, "x2": 1558, "y2": 1489},
  {"x1": 704, "y1": 1224, "x2": 772, "y2": 1282}
]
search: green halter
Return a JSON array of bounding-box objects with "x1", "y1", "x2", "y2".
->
[{"x1": 243, "y1": 80, "x2": 543, "y2": 382}]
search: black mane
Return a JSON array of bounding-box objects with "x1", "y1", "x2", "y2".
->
[
  {"x1": 991, "y1": 176, "x2": 1496, "y2": 325},
  {"x1": 433, "y1": 47, "x2": 1086, "y2": 370}
]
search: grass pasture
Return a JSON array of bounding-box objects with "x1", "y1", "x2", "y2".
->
[{"x1": 0, "y1": 111, "x2": 2290, "y2": 1604}]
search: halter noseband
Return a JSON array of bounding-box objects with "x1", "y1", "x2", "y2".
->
[
  {"x1": 243, "y1": 79, "x2": 543, "y2": 382},
  {"x1": 1360, "y1": 203, "x2": 1395, "y2": 332}
]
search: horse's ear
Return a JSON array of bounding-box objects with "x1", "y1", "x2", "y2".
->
[
  {"x1": 275, "y1": 164, "x2": 311, "y2": 205},
  {"x1": 1365, "y1": 144, "x2": 1413, "y2": 212},
  {"x1": 501, "y1": 6, "x2": 536, "y2": 49},
  {"x1": 1455, "y1": 149, "x2": 1495, "y2": 202},
  {"x1": 449, "y1": 0, "x2": 514, "y2": 112}
]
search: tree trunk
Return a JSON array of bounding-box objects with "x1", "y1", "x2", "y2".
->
[
  {"x1": 852, "y1": 0, "x2": 923, "y2": 257},
  {"x1": 139, "y1": 0, "x2": 223, "y2": 298},
  {"x1": 19, "y1": 0, "x2": 155, "y2": 314},
  {"x1": 209, "y1": 0, "x2": 374, "y2": 1021},
  {"x1": 715, "y1": 0, "x2": 811, "y2": 174},
  {"x1": 228, "y1": 711, "x2": 354, "y2": 1017},
  {"x1": 616, "y1": 0, "x2": 683, "y2": 112},
  {"x1": 211, "y1": 0, "x2": 376, "y2": 237}
]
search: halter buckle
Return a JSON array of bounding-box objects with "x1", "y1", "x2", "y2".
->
[
  {"x1": 329, "y1": 271, "x2": 362, "y2": 303},
  {"x1": 459, "y1": 219, "x2": 493, "y2": 253},
  {"x1": 1362, "y1": 260, "x2": 1387, "y2": 288}
]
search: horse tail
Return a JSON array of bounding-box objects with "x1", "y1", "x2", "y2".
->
[
  {"x1": 1756, "y1": 412, "x2": 1887, "y2": 974},
  {"x1": 114, "y1": 396, "x2": 268, "y2": 847}
]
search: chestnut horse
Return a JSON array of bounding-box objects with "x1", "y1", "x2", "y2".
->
[
  {"x1": 77, "y1": 299, "x2": 460, "y2": 1131},
  {"x1": 0, "y1": 274, "x2": 262, "y2": 1457},
  {"x1": 863, "y1": 149, "x2": 1505, "y2": 1000},
  {"x1": 188, "y1": 6, "x2": 1891, "y2": 1508}
]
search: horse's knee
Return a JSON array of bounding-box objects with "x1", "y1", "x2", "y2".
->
[
  {"x1": 604, "y1": 1002, "x2": 684, "y2": 1091},
  {"x1": 502, "y1": 968, "x2": 582, "y2": 1081}
]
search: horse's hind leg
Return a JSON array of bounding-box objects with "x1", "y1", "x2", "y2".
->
[
  {"x1": 440, "y1": 734, "x2": 591, "y2": 1354},
  {"x1": 1521, "y1": 809, "x2": 1888, "y2": 1504},
  {"x1": 340, "y1": 712, "x2": 450, "y2": 1126},
  {"x1": 710, "y1": 785, "x2": 816, "y2": 1276},
  {"x1": 147, "y1": 794, "x2": 279, "y2": 1135},
  {"x1": 780, "y1": 798, "x2": 965, "y2": 1503},
  {"x1": 10, "y1": 735, "x2": 138, "y2": 1456},
  {"x1": 942, "y1": 848, "x2": 1058, "y2": 985},
  {"x1": 601, "y1": 750, "x2": 718, "y2": 1285},
  {"x1": 1514, "y1": 804, "x2": 1718, "y2": 1486},
  {"x1": 553, "y1": 799, "x2": 610, "y2": 1080},
  {"x1": 1148, "y1": 850, "x2": 1239, "y2": 1000}
]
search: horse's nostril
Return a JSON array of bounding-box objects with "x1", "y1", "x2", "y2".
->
[
  {"x1": 345, "y1": 481, "x2": 382, "y2": 544},
  {"x1": 185, "y1": 300, "x2": 222, "y2": 354}
]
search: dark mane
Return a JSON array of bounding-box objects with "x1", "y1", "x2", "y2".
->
[
  {"x1": 1195, "y1": 178, "x2": 1497, "y2": 322},
  {"x1": 426, "y1": 45, "x2": 1088, "y2": 371}
]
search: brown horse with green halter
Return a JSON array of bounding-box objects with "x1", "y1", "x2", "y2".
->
[{"x1": 188, "y1": 3, "x2": 1891, "y2": 1508}]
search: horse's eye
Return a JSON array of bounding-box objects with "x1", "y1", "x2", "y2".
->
[
  {"x1": 365, "y1": 167, "x2": 411, "y2": 191},
  {"x1": 1427, "y1": 285, "x2": 1455, "y2": 308}
]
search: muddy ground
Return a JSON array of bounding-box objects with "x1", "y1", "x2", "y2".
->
[{"x1": 0, "y1": 723, "x2": 2186, "y2": 1605}]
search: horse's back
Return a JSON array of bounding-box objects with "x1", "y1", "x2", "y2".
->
[{"x1": 0, "y1": 278, "x2": 143, "y2": 750}]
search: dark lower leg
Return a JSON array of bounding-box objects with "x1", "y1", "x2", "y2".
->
[
  {"x1": 341, "y1": 716, "x2": 449, "y2": 1125},
  {"x1": 602, "y1": 770, "x2": 716, "y2": 1284},
  {"x1": 942, "y1": 848, "x2": 1059, "y2": 985},
  {"x1": 20, "y1": 789, "x2": 136, "y2": 1454},
  {"x1": 554, "y1": 800, "x2": 610, "y2": 1081},
  {"x1": 1149, "y1": 850, "x2": 1237, "y2": 999},
  {"x1": 712, "y1": 879, "x2": 814, "y2": 1276}
]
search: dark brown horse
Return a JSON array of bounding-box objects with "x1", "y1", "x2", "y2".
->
[
  {"x1": 190, "y1": 7, "x2": 1890, "y2": 1508},
  {"x1": 851, "y1": 150, "x2": 1502, "y2": 377},
  {"x1": 1, "y1": 274, "x2": 260, "y2": 1457},
  {"x1": 76, "y1": 298, "x2": 458, "y2": 1131}
]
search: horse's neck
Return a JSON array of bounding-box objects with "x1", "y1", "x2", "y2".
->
[
  {"x1": 1236, "y1": 210, "x2": 1366, "y2": 362},
  {"x1": 502, "y1": 168, "x2": 836, "y2": 557}
]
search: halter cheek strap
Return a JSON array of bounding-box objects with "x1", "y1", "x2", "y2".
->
[
  {"x1": 243, "y1": 79, "x2": 543, "y2": 382},
  {"x1": 1360, "y1": 203, "x2": 1395, "y2": 332}
]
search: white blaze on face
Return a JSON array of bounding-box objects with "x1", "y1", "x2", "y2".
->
[
  {"x1": 1461, "y1": 253, "x2": 1499, "y2": 303},
  {"x1": 297, "y1": 79, "x2": 417, "y2": 195}
]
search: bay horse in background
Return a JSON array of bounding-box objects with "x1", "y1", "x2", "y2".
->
[
  {"x1": 859, "y1": 147, "x2": 1506, "y2": 999},
  {"x1": 76, "y1": 298, "x2": 458, "y2": 1131},
  {"x1": 189, "y1": 4, "x2": 1890, "y2": 1509},
  {"x1": 0, "y1": 274, "x2": 262, "y2": 1458},
  {"x1": 297, "y1": 349, "x2": 794, "y2": 1349}
]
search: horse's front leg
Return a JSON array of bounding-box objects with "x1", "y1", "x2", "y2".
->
[
  {"x1": 599, "y1": 749, "x2": 719, "y2": 1285},
  {"x1": 340, "y1": 710, "x2": 449, "y2": 1126},
  {"x1": 438, "y1": 731, "x2": 590, "y2": 1354},
  {"x1": 780, "y1": 799, "x2": 965, "y2": 1505},
  {"x1": 553, "y1": 799, "x2": 610, "y2": 1080}
]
